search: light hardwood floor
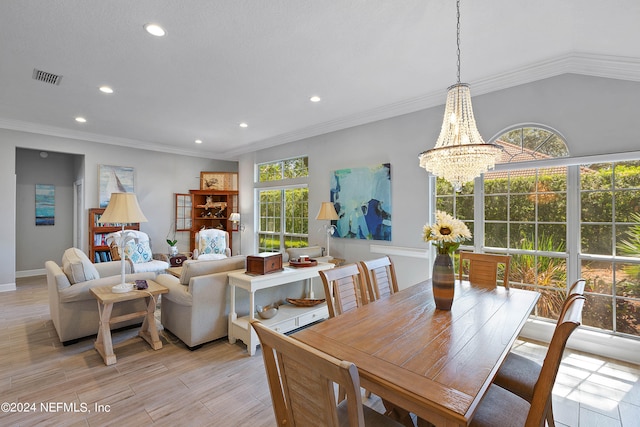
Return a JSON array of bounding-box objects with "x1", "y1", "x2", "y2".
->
[{"x1": 1, "y1": 276, "x2": 639, "y2": 426}]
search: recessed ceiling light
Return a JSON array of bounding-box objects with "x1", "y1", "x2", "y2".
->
[
  {"x1": 239, "y1": 122, "x2": 248, "y2": 128},
  {"x1": 195, "y1": 139, "x2": 202, "y2": 144},
  {"x1": 99, "y1": 86, "x2": 113, "y2": 94},
  {"x1": 144, "y1": 23, "x2": 166, "y2": 37},
  {"x1": 75, "y1": 117, "x2": 86, "y2": 123},
  {"x1": 310, "y1": 96, "x2": 321, "y2": 103}
]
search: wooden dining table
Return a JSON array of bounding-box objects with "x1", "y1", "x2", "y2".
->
[{"x1": 293, "y1": 279, "x2": 540, "y2": 427}]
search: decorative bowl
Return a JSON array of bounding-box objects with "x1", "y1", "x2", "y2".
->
[{"x1": 256, "y1": 304, "x2": 278, "y2": 319}]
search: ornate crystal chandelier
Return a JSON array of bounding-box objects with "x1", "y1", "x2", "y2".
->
[{"x1": 419, "y1": 0, "x2": 503, "y2": 191}]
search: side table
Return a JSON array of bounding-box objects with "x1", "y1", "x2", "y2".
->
[
  {"x1": 166, "y1": 266, "x2": 183, "y2": 278},
  {"x1": 90, "y1": 280, "x2": 168, "y2": 365}
]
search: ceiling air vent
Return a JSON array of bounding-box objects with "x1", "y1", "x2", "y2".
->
[{"x1": 32, "y1": 68, "x2": 62, "y2": 85}]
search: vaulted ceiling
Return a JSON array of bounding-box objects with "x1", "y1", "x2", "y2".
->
[{"x1": 1, "y1": 0, "x2": 639, "y2": 160}]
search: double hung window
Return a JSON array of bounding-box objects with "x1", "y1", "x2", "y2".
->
[{"x1": 256, "y1": 157, "x2": 309, "y2": 252}]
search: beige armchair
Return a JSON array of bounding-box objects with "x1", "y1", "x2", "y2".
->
[
  {"x1": 46, "y1": 247, "x2": 155, "y2": 345},
  {"x1": 107, "y1": 230, "x2": 170, "y2": 274},
  {"x1": 192, "y1": 228, "x2": 231, "y2": 260}
]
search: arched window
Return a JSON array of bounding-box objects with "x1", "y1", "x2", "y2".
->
[{"x1": 494, "y1": 125, "x2": 569, "y2": 164}]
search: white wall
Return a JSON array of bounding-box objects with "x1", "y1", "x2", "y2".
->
[
  {"x1": 238, "y1": 74, "x2": 640, "y2": 289},
  {"x1": 0, "y1": 129, "x2": 237, "y2": 287}
]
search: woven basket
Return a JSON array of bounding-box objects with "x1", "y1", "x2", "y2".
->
[{"x1": 286, "y1": 298, "x2": 325, "y2": 307}]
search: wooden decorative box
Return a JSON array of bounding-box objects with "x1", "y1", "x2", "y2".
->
[
  {"x1": 246, "y1": 253, "x2": 283, "y2": 275},
  {"x1": 169, "y1": 254, "x2": 188, "y2": 267}
]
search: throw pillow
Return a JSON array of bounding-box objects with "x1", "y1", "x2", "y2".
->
[
  {"x1": 199, "y1": 233, "x2": 226, "y2": 255},
  {"x1": 123, "y1": 240, "x2": 153, "y2": 264},
  {"x1": 61, "y1": 247, "x2": 100, "y2": 284}
]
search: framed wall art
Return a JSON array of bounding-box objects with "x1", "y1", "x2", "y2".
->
[
  {"x1": 35, "y1": 184, "x2": 55, "y2": 226},
  {"x1": 330, "y1": 163, "x2": 391, "y2": 241},
  {"x1": 200, "y1": 172, "x2": 238, "y2": 191},
  {"x1": 99, "y1": 164, "x2": 135, "y2": 208}
]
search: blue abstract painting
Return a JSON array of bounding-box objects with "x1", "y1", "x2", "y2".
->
[
  {"x1": 35, "y1": 184, "x2": 55, "y2": 226},
  {"x1": 330, "y1": 163, "x2": 391, "y2": 241}
]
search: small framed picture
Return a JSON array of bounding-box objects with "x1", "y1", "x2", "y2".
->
[{"x1": 200, "y1": 172, "x2": 238, "y2": 191}]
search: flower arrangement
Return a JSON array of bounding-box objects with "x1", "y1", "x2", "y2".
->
[{"x1": 422, "y1": 211, "x2": 472, "y2": 255}]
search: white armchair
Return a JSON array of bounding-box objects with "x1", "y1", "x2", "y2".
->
[
  {"x1": 192, "y1": 228, "x2": 231, "y2": 260},
  {"x1": 107, "y1": 230, "x2": 169, "y2": 275}
]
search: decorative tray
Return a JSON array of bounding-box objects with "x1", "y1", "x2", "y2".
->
[
  {"x1": 288, "y1": 258, "x2": 318, "y2": 268},
  {"x1": 286, "y1": 298, "x2": 326, "y2": 307}
]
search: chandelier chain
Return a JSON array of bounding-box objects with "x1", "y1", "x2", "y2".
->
[{"x1": 456, "y1": 0, "x2": 461, "y2": 84}]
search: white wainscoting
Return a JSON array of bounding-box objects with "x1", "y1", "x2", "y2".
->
[{"x1": 370, "y1": 244, "x2": 430, "y2": 259}]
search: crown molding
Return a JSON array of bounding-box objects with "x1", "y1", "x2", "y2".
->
[
  {"x1": 3, "y1": 53, "x2": 639, "y2": 160},
  {"x1": 226, "y1": 53, "x2": 640, "y2": 158},
  {"x1": 0, "y1": 118, "x2": 223, "y2": 159}
]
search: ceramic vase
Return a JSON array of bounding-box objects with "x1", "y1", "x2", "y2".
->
[{"x1": 432, "y1": 252, "x2": 455, "y2": 310}]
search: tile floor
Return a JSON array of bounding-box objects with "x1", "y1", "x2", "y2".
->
[{"x1": 509, "y1": 340, "x2": 640, "y2": 427}]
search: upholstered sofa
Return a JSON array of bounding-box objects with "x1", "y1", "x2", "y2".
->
[
  {"x1": 155, "y1": 255, "x2": 246, "y2": 349},
  {"x1": 46, "y1": 248, "x2": 156, "y2": 345}
]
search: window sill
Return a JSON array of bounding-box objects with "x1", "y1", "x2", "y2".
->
[{"x1": 521, "y1": 318, "x2": 640, "y2": 365}]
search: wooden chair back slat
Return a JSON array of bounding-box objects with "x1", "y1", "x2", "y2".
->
[
  {"x1": 359, "y1": 256, "x2": 399, "y2": 302},
  {"x1": 525, "y1": 295, "x2": 585, "y2": 427},
  {"x1": 458, "y1": 251, "x2": 511, "y2": 289},
  {"x1": 319, "y1": 264, "x2": 367, "y2": 318},
  {"x1": 251, "y1": 320, "x2": 366, "y2": 427}
]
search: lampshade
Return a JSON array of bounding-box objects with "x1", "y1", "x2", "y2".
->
[
  {"x1": 418, "y1": 0, "x2": 503, "y2": 190},
  {"x1": 229, "y1": 212, "x2": 240, "y2": 222},
  {"x1": 98, "y1": 193, "x2": 148, "y2": 224},
  {"x1": 315, "y1": 202, "x2": 338, "y2": 221}
]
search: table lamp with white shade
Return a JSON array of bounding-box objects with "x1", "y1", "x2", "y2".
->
[
  {"x1": 316, "y1": 202, "x2": 339, "y2": 258},
  {"x1": 98, "y1": 193, "x2": 148, "y2": 288},
  {"x1": 229, "y1": 212, "x2": 243, "y2": 255}
]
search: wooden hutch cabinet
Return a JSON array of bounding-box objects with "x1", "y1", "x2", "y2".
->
[
  {"x1": 88, "y1": 208, "x2": 139, "y2": 263},
  {"x1": 188, "y1": 189, "x2": 239, "y2": 252}
]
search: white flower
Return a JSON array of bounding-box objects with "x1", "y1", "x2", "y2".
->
[{"x1": 422, "y1": 210, "x2": 472, "y2": 253}]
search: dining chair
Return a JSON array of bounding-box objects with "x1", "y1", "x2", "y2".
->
[
  {"x1": 319, "y1": 263, "x2": 369, "y2": 318},
  {"x1": 359, "y1": 256, "x2": 399, "y2": 302},
  {"x1": 467, "y1": 294, "x2": 585, "y2": 427},
  {"x1": 492, "y1": 279, "x2": 586, "y2": 427},
  {"x1": 458, "y1": 251, "x2": 511, "y2": 289},
  {"x1": 250, "y1": 320, "x2": 404, "y2": 427}
]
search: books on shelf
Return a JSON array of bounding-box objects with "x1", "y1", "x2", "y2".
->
[{"x1": 94, "y1": 250, "x2": 112, "y2": 263}]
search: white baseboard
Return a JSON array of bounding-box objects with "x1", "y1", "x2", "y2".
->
[
  {"x1": 0, "y1": 282, "x2": 16, "y2": 292},
  {"x1": 16, "y1": 268, "x2": 46, "y2": 278},
  {"x1": 521, "y1": 319, "x2": 640, "y2": 365}
]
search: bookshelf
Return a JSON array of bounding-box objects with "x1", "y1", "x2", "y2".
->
[{"x1": 88, "y1": 208, "x2": 140, "y2": 263}]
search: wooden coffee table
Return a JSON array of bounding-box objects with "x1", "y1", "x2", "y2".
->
[{"x1": 90, "y1": 280, "x2": 169, "y2": 365}]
